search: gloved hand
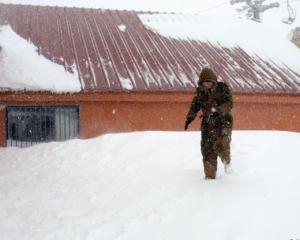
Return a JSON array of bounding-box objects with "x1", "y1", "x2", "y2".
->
[
  {"x1": 184, "y1": 117, "x2": 193, "y2": 131},
  {"x1": 207, "y1": 111, "x2": 220, "y2": 125},
  {"x1": 221, "y1": 127, "x2": 229, "y2": 136},
  {"x1": 221, "y1": 118, "x2": 232, "y2": 136}
]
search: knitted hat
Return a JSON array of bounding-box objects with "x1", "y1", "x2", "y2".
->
[{"x1": 199, "y1": 68, "x2": 217, "y2": 84}]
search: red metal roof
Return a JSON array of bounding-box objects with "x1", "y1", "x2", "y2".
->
[{"x1": 0, "y1": 4, "x2": 300, "y2": 94}]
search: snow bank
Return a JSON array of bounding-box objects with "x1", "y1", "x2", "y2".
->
[
  {"x1": 139, "y1": 13, "x2": 300, "y2": 72},
  {"x1": 1, "y1": 131, "x2": 300, "y2": 240},
  {"x1": 0, "y1": 25, "x2": 81, "y2": 92}
]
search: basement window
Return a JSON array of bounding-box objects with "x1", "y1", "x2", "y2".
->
[{"x1": 6, "y1": 106, "x2": 79, "y2": 148}]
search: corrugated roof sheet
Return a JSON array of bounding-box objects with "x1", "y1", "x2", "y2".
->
[{"x1": 0, "y1": 4, "x2": 300, "y2": 94}]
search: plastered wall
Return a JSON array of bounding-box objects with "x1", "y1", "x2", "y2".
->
[{"x1": 0, "y1": 93, "x2": 300, "y2": 147}]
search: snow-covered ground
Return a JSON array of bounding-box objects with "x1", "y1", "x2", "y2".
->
[{"x1": 1, "y1": 131, "x2": 300, "y2": 240}]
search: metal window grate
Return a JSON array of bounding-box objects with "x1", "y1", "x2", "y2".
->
[{"x1": 6, "y1": 106, "x2": 79, "y2": 148}]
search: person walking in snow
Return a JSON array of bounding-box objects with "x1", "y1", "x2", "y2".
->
[{"x1": 184, "y1": 68, "x2": 233, "y2": 179}]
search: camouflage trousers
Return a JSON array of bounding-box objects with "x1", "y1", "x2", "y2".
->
[{"x1": 201, "y1": 116, "x2": 232, "y2": 179}]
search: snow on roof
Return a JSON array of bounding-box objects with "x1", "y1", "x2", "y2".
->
[
  {"x1": 0, "y1": 25, "x2": 81, "y2": 92},
  {"x1": 139, "y1": 13, "x2": 300, "y2": 72},
  {"x1": 0, "y1": 0, "x2": 299, "y2": 37},
  {"x1": 0, "y1": 0, "x2": 236, "y2": 14}
]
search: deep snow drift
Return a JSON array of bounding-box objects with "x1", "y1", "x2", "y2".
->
[{"x1": 1, "y1": 131, "x2": 300, "y2": 240}]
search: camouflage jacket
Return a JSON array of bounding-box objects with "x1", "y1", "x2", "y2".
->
[{"x1": 186, "y1": 82, "x2": 233, "y2": 124}]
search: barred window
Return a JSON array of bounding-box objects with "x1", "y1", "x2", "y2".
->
[{"x1": 6, "y1": 106, "x2": 79, "y2": 147}]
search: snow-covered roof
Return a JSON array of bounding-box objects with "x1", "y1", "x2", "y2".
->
[
  {"x1": 0, "y1": 4, "x2": 300, "y2": 93},
  {"x1": 1, "y1": 0, "x2": 299, "y2": 39}
]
